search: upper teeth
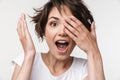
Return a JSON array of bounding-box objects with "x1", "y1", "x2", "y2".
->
[{"x1": 57, "y1": 41, "x2": 67, "y2": 43}]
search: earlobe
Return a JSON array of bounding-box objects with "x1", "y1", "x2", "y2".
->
[
  {"x1": 42, "y1": 32, "x2": 45, "y2": 36},
  {"x1": 43, "y1": 35, "x2": 46, "y2": 38},
  {"x1": 43, "y1": 33, "x2": 46, "y2": 38}
]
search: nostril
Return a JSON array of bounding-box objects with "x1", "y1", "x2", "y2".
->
[{"x1": 58, "y1": 34, "x2": 68, "y2": 37}]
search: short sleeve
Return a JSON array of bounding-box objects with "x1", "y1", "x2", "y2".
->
[
  {"x1": 12, "y1": 53, "x2": 24, "y2": 66},
  {"x1": 81, "y1": 60, "x2": 88, "y2": 79}
]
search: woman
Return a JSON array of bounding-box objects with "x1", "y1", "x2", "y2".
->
[{"x1": 12, "y1": 0, "x2": 105, "y2": 80}]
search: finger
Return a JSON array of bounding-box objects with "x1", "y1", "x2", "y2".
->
[
  {"x1": 23, "y1": 14, "x2": 29, "y2": 30},
  {"x1": 64, "y1": 17, "x2": 82, "y2": 33},
  {"x1": 21, "y1": 13, "x2": 30, "y2": 40},
  {"x1": 91, "y1": 21, "x2": 96, "y2": 37},
  {"x1": 16, "y1": 19, "x2": 21, "y2": 36},
  {"x1": 64, "y1": 28, "x2": 77, "y2": 41},
  {"x1": 21, "y1": 14, "x2": 26, "y2": 37},
  {"x1": 63, "y1": 20, "x2": 80, "y2": 37},
  {"x1": 23, "y1": 15, "x2": 32, "y2": 41},
  {"x1": 22, "y1": 14, "x2": 29, "y2": 34},
  {"x1": 17, "y1": 15, "x2": 24, "y2": 39},
  {"x1": 70, "y1": 16, "x2": 89, "y2": 33}
]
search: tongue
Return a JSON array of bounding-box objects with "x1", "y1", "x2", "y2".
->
[{"x1": 57, "y1": 44, "x2": 67, "y2": 50}]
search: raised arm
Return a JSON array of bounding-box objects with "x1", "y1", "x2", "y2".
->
[
  {"x1": 12, "y1": 14, "x2": 36, "y2": 80},
  {"x1": 63, "y1": 16, "x2": 105, "y2": 80}
]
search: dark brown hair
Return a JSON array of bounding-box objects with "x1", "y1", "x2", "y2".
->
[{"x1": 31, "y1": 0, "x2": 94, "y2": 40}]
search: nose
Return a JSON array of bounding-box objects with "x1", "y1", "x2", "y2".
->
[{"x1": 58, "y1": 23, "x2": 68, "y2": 37}]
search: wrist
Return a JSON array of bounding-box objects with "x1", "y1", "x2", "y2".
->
[
  {"x1": 24, "y1": 51, "x2": 36, "y2": 61},
  {"x1": 86, "y1": 48, "x2": 102, "y2": 58}
]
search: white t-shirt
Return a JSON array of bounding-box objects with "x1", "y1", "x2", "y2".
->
[{"x1": 12, "y1": 52, "x2": 88, "y2": 80}]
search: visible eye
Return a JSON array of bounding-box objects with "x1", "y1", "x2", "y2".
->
[{"x1": 50, "y1": 22, "x2": 58, "y2": 27}]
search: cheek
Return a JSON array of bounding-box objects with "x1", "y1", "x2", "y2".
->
[
  {"x1": 45, "y1": 25, "x2": 58, "y2": 39},
  {"x1": 69, "y1": 40, "x2": 76, "y2": 49},
  {"x1": 45, "y1": 29, "x2": 52, "y2": 41},
  {"x1": 45, "y1": 31, "x2": 53, "y2": 49},
  {"x1": 45, "y1": 27, "x2": 56, "y2": 45},
  {"x1": 45, "y1": 28, "x2": 53, "y2": 36}
]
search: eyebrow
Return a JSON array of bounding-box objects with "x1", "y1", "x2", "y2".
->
[{"x1": 48, "y1": 16, "x2": 59, "y2": 20}]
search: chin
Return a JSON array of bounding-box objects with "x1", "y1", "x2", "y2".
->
[{"x1": 55, "y1": 53, "x2": 71, "y2": 61}]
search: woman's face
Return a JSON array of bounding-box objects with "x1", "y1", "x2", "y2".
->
[{"x1": 45, "y1": 6, "x2": 76, "y2": 60}]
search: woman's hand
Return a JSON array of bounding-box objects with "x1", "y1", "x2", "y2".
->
[
  {"x1": 12, "y1": 14, "x2": 36, "y2": 80},
  {"x1": 17, "y1": 14, "x2": 36, "y2": 56},
  {"x1": 63, "y1": 16, "x2": 105, "y2": 80},
  {"x1": 63, "y1": 16, "x2": 99, "y2": 54}
]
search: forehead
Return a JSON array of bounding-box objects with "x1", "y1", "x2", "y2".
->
[{"x1": 48, "y1": 6, "x2": 73, "y2": 19}]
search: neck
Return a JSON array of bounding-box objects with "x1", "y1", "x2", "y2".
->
[{"x1": 43, "y1": 52, "x2": 73, "y2": 76}]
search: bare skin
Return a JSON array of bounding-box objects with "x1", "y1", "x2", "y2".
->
[
  {"x1": 42, "y1": 53, "x2": 73, "y2": 76},
  {"x1": 12, "y1": 14, "x2": 36, "y2": 80},
  {"x1": 12, "y1": 6, "x2": 105, "y2": 80},
  {"x1": 63, "y1": 16, "x2": 105, "y2": 80}
]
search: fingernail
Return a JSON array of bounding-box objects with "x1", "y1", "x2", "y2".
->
[{"x1": 69, "y1": 16, "x2": 74, "y2": 19}]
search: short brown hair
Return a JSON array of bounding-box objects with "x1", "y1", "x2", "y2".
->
[{"x1": 31, "y1": 0, "x2": 94, "y2": 40}]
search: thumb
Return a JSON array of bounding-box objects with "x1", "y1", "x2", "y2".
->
[{"x1": 91, "y1": 21, "x2": 96, "y2": 37}]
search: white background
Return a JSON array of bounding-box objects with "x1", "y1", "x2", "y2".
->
[{"x1": 0, "y1": 0, "x2": 120, "y2": 80}]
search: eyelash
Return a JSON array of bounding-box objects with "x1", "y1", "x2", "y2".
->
[{"x1": 49, "y1": 21, "x2": 58, "y2": 27}]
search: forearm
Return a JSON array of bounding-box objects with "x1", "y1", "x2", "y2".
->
[
  {"x1": 87, "y1": 50, "x2": 105, "y2": 80},
  {"x1": 13, "y1": 14, "x2": 36, "y2": 80},
  {"x1": 16, "y1": 52, "x2": 35, "y2": 80}
]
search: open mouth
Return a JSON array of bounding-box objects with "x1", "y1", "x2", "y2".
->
[{"x1": 55, "y1": 40, "x2": 69, "y2": 52}]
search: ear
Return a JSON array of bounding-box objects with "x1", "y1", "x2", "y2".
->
[{"x1": 42, "y1": 33, "x2": 46, "y2": 39}]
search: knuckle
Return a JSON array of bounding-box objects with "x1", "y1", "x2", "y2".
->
[
  {"x1": 19, "y1": 35, "x2": 26, "y2": 41},
  {"x1": 80, "y1": 33, "x2": 87, "y2": 40},
  {"x1": 78, "y1": 22, "x2": 83, "y2": 27},
  {"x1": 19, "y1": 36, "x2": 23, "y2": 41},
  {"x1": 83, "y1": 33, "x2": 88, "y2": 37},
  {"x1": 72, "y1": 28, "x2": 76, "y2": 33},
  {"x1": 73, "y1": 23, "x2": 77, "y2": 28}
]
